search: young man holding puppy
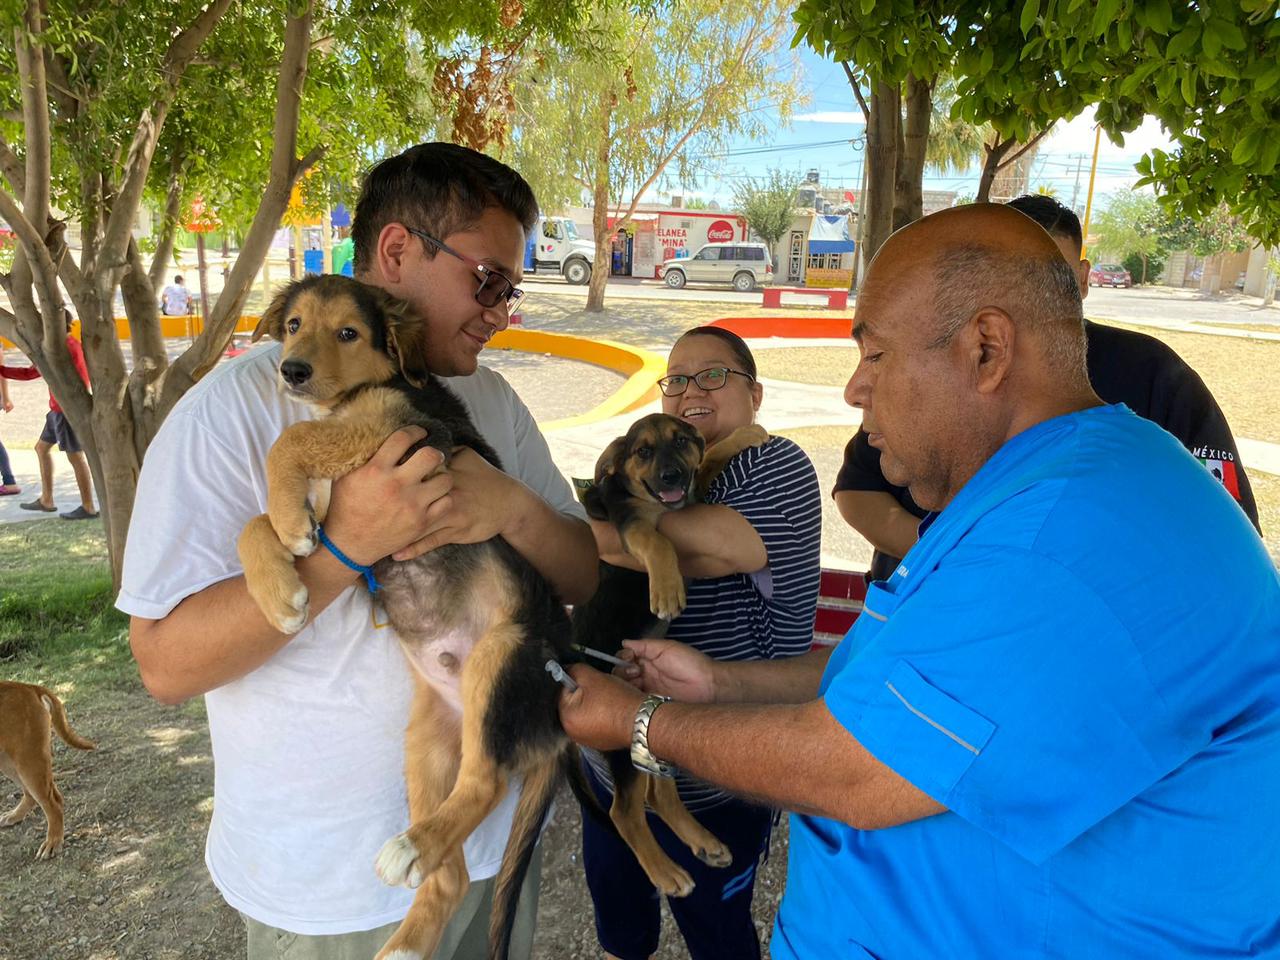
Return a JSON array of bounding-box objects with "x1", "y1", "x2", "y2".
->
[{"x1": 119, "y1": 143, "x2": 597, "y2": 959}]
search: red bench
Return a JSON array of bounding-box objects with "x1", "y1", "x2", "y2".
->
[
  {"x1": 812, "y1": 568, "x2": 867, "y2": 649},
  {"x1": 761, "y1": 286, "x2": 849, "y2": 310}
]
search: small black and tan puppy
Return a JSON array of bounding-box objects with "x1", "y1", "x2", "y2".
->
[{"x1": 573, "y1": 412, "x2": 768, "y2": 896}]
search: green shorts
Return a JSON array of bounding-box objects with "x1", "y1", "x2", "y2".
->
[{"x1": 241, "y1": 844, "x2": 541, "y2": 960}]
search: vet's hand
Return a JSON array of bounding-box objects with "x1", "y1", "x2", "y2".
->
[
  {"x1": 618, "y1": 639, "x2": 719, "y2": 703},
  {"x1": 324, "y1": 427, "x2": 451, "y2": 565},
  {"x1": 392, "y1": 447, "x2": 525, "y2": 561},
  {"x1": 558, "y1": 664, "x2": 644, "y2": 751}
]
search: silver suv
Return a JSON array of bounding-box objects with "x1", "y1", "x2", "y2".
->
[{"x1": 660, "y1": 242, "x2": 773, "y2": 292}]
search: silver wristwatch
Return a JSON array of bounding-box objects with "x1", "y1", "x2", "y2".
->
[{"x1": 630, "y1": 694, "x2": 676, "y2": 779}]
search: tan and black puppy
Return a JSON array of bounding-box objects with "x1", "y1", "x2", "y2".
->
[
  {"x1": 0, "y1": 680, "x2": 96, "y2": 860},
  {"x1": 237, "y1": 275, "x2": 580, "y2": 960},
  {"x1": 573, "y1": 413, "x2": 767, "y2": 896}
]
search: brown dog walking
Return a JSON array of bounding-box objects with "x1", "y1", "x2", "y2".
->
[{"x1": 0, "y1": 680, "x2": 95, "y2": 860}]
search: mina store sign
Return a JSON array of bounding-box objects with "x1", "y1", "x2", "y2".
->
[{"x1": 706, "y1": 219, "x2": 735, "y2": 243}]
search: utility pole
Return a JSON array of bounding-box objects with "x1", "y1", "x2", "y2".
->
[{"x1": 1069, "y1": 154, "x2": 1085, "y2": 215}]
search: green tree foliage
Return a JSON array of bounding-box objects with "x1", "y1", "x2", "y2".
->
[
  {"x1": 1092, "y1": 189, "x2": 1165, "y2": 283},
  {"x1": 731, "y1": 168, "x2": 801, "y2": 274},
  {"x1": 510, "y1": 0, "x2": 801, "y2": 311},
  {"x1": 0, "y1": 0, "x2": 585, "y2": 581},
  {"x1": 793, "y1": 0, "x2": 1280, "y2": 247}
]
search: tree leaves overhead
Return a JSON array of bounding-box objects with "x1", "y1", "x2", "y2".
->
[{"x1": 792, "y1": 0, "x2": 1280, "y2": 243}]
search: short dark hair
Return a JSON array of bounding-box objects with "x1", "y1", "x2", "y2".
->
[
  {"x1": 675, "y1": 325, "x2": 757, "y2": 379},
  {"x1": 352, "y1": 142, "x2": 539, "y2": 273},
  {"x1": 173, "y1": 275, "x2": 184, "y2": 284},
  {"x1": 1006, "y1": 195, "x2": 1082, "y2": 253}
]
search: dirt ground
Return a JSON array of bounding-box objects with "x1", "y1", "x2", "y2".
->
[{"x1": 0, "y1": 676, "x2": 787, "y2": 960}]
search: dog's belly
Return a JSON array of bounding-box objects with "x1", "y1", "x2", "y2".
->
[
  {"x1": 398, "y1": 629, "x2": 475, "y2": 713},
  {"x1": 376, "y1": 543, "x2": 511, "y2": 715}
]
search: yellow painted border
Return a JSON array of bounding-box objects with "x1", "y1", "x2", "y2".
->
[
  {"x1": 5, "y1": 321, "x2": 662, "y2": 431},
  {"x1": 489, "y1": 328, "x2": 664, "y2": 430}
]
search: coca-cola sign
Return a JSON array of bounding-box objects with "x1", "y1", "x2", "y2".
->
[{"x1": 706, "y1": 219, "x2": 735, "y2": 243}]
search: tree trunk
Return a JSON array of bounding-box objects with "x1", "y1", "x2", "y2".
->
[
  {"x1": 1140, "y1": 254, "x2": 1148, "y2": 285},
  {"x1": 585, "y1": 90, "x2": 613, "y2": 313},
  {"x1": 586, "y1": 187, "x2": 611, "y2": 313},
  {"x1": 892, "y1": 74, "x2": 932, "y2": 230},
  {"x1": 863, "y1": 81, "x2": 900, "y2": 264},
  {"x1": 976, "y1": 137, "x2": 1015, "y2": 203}
]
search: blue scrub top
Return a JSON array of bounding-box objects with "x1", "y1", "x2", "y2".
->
[{"x1": 774, "y1": 405, "x2": 1280, "y2": 959}]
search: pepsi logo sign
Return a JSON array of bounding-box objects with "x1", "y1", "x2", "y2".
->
[{"x1": 706, "y1": 220, "x2": 735, "y2": 243}]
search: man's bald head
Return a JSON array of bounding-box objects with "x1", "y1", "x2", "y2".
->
[
  {"x1": 867, "y1": 204, "x2": 1086, "y2": 374},
  {"x1": 846, "y1": 204, "x2": 1099, "y2": 510}
]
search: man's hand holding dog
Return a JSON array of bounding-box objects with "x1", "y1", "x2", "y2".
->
[
  {"x1": 558, "y1": 664, "x2": 644, "y2": 752},
  {"x1": 391, "y1": 447, "x2": 527, "y2": 562},
  {"x1": 324, "y1": 427, "x2": 453, "y2": 566}
]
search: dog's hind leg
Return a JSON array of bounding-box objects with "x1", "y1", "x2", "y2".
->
[
  {"x1": 18, "y1": 755, "x2": 64, "y2": 860},
  {"x1": 0, "y1": 789, "x2": 36, "y2": 827},
  {"x1": 375, "y1": 684, "x2": 468, "y2": 960},
  {"x1": 375, "y1": 849, "x2": 469, "y2": 960},
  {"x1": 645, "y1": 775, "x2": 732, "y2": 868},
  {"x1": 608, "y1": 758, "x2": 695, "y2": 898}
]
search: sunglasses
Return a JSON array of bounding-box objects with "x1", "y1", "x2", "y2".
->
[
  {"x1": 657, "y1": 366, "x2": 756, "y2": 397},
  {"x1": 407, "y1": 227, "x2": 525, "y2": 310}
]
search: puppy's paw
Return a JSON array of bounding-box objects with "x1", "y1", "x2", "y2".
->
[
  {"x1": 376, "y1": 950, "x2": 424, "y2": 960},
  {"x1": 281, "y1": 516, "x2": 319, "y2": 558},
  {"x1": 646, "y1": 857, "x2": 696, "y2": 898},
  {"x1": 728, "y1": 424, "x2": 769, "y2": 449},
  {"x1": 35, "y1": 836, "x2": 62, "y2": 860},
  {"x1": 375, "y1": 833, "x2": 423, "y2": 889},
  {"x1": 693, "y1": 838, "x2": 733, "y2": 868},
  {"x1": 649, "y1": 570, "x2": 686, "y2": 622},
  {"x1": 257, "y1": 580, "x2": 309, "y2": 635}
]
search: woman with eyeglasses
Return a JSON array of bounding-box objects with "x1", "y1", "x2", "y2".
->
[{"x1": 579, "y1": 325, "x2": 822, "y2": 960}]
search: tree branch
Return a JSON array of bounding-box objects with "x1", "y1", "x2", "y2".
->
[
  {"x1": 160, "y1": 1, "x2": 316, "y2": 412},
  {"x1": 842, "y1": 61, "x2": 871, "y2": 123},
  {"x1": 994, "y1": 124, "x2": 1055, "y2": 173},
  {"x1": 99, "y1": 0, "x2": 235, "y2": 277},
  {"x1": 16, "y1": 0, "x2": 52, "y2": 253},
  {"x1": 0, "y1": 132, "x2": 25, "y2": 196}
]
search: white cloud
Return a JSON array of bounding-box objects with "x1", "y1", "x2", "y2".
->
[
  {"x1": 1044, "y1": 110, "x2": 1175, "y2": 164},
  {"x1": 793, "y1": 111, "x2": 864, "y2": 124}
]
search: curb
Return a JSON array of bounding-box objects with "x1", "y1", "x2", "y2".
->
[{"x1": 488, "y1": 328, "x2": 665, "y2": 431}]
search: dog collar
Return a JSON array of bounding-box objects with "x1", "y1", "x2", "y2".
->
[{"x1": 316, "y1": 525, "x2": 380, "y2": 593}]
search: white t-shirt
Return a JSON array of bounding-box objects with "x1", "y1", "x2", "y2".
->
[
  {"x1": 117, "y1": 344, "x2": 586, "y2": 934},
  {"x1": 161, "y1": 283, "x2": 190, "y2": 315}
]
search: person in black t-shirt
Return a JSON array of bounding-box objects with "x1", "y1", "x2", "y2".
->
[{"x1": 835, "y1": 194, "x2": 1261, "y2": 581}]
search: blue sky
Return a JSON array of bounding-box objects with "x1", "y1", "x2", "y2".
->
[{"x1": 681, "y1": 48, "x2": 1176, "y2": 213}]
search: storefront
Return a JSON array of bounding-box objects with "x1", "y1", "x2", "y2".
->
[{"x1": 607, "y1": 209, "x2": 747, "y2": 279}]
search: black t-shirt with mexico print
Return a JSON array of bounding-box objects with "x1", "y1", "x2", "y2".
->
[{"x1": 835, "y1": 318, "x2": 1262, "y2": 582}]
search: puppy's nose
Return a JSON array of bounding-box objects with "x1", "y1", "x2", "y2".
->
[
  {"x1": 280, "y1": 358, "x2": 312, "y2": 386},
  {"x1": 660, "y1": 467, "x2": 684, "y2": 487}
]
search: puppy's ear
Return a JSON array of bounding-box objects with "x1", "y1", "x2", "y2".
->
[
  {"x1": 381, "y1": 294, "x2": 428, "y2": 387},
  {"x1": 252, "y1": 284, "x2": 293, "y2": 342},
  {"x1": 593, "y1": 436, "x2": 628, "y2": 484}
]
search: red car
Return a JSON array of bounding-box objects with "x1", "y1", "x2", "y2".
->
[{"x1": 1089, "y1": 263, "x2": 1132, "y2": 288}]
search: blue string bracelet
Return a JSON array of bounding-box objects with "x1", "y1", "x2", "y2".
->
[{"x1": 315, "y1": 525, "x2": 380, "y2": 593}]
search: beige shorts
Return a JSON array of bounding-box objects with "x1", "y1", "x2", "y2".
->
[{"x1": 241, "y1": 844, "x2": 542, "y2": 960}]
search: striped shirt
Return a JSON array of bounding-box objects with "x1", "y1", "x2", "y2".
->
[{"x1": 588, "y1": 435, "x2": 823, "y2": 811}]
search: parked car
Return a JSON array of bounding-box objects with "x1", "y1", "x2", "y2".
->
[
  {"x1": 1089, "y1": 263, "x2": 1132, "y2": 288},
  {"x1": 659, "y1": 242, "x2": 773, "y2": 292}
]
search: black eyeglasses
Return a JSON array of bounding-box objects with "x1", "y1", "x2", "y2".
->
[
  {"x1": 657, "y1": 367, "x2": 756, "y2": 397},
  {"x1": 406, "y1": 227, "x2": 525, "y2": 310}
]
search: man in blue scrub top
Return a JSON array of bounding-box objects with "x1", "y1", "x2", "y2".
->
[{"x1": 558, "y1": 203, "x2": 1280, "y2": 958}]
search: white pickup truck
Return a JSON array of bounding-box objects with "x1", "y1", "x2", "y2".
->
[{"x1": 529, "y1": 216, "x2": 595, "y2": 284}]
